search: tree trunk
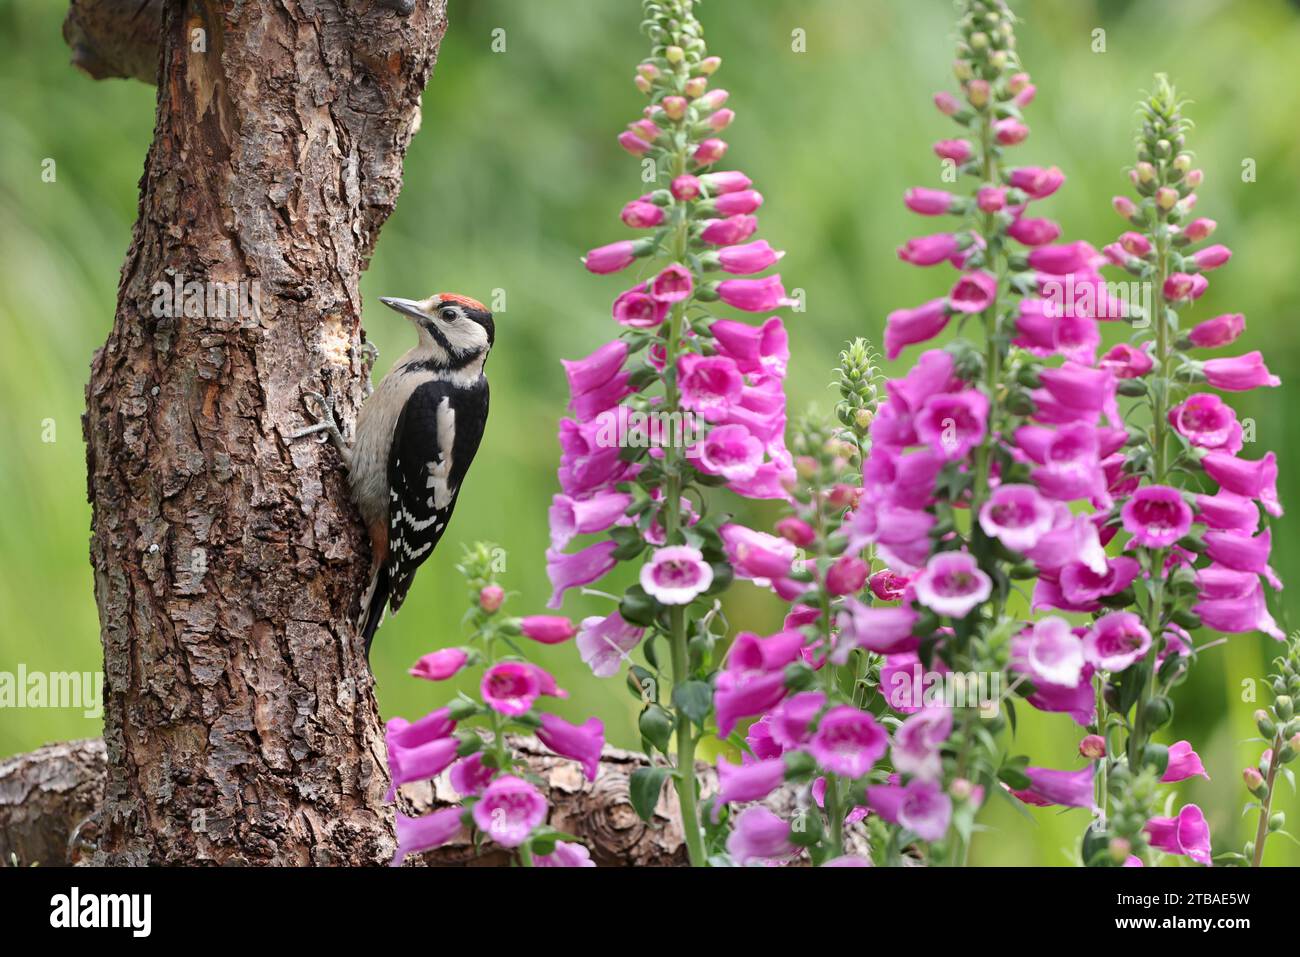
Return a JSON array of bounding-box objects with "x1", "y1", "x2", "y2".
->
[{"x1": 73, "y1": 0, "x2": 448, "y2": 865}]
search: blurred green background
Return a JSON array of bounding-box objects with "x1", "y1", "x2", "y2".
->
[{"x1": 2, "y1": 0, "x2": 1297, "y2": 865}]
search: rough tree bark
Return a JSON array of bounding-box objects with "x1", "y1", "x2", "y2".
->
[{"x1": 72, "y1": 0, "x2": 447, "y2": 865}]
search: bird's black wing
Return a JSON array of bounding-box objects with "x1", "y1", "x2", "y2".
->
[{"x1": 385, "y1": 376, "x2": 489, "y2": 613}]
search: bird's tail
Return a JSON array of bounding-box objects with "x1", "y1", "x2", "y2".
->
[{"x1": 357, "y1": 564, "x2": 390, "y2": 659}]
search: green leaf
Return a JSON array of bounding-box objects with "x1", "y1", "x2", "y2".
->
[
  {"x1": 629, "y1": 766, "x2": 669, "y2": 821},
  {"x1": 672, "y1": 680, "x2": 713, "y2": 725}
]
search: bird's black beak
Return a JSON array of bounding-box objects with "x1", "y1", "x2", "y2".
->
[{"x1": 379, "y1": 296, "x2": 429, "y2": 321}]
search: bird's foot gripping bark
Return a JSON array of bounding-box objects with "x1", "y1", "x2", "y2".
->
[
  {"x1": 288, "y1": 389, "x2": 352, "y2": 466},
  {"x1": 360, "y1": 340, "x2": 379, "y2": 397}
]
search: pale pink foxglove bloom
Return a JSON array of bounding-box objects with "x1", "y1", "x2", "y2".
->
[
  {"x1": 714, "y1": 189, "x2": 763, "y2": 215},
  {"x1": 700, "y1": 169, "x2": 751, "y2": 193},
  {"x1": 1202, "y1": 352, "x2": 1281, "y2": 391},
  {"x1": 880, "y1": 650, "x2": 951, "y2": 714},
  {"x1": 836, "y1": 598, "x2": 921, "y2": 656},
  {"x1": 1010, "y1": 616, "x2": 1085, "y2": 688},
  {"x1": 1163, "y1": 271, "x2": 1208, "y2": 301},
  {"x1": 947, "y1": 269, "x2": 998, "y2": 313},
  {"x1": 1162, "y1": 741, "x2": 1209, "y2": 783},
  {"x1": 472, "y1": 775, "x2": 547, "y2": 848},
  {"x1": 1028, "y1": 241, "x2": 1096, "y2": 275},
  {"x1": 914, "y1": 389, "x2": 989, "y2": 460},
  {"x1": 825, "y1": 555, "x2": 869, "y2": 596},
  {"x1": 534, "y1": 842, "x2": 595, "y2": 867},
  {"x1": 912, "y1": 551, "x2": 992, "y2": 619},
  {"x1": 994, "y1": 118, "x2": 1029, "y2": 144},
  {"x1": 1012, "y1": 300, "x2": 1099, "y2": 364},
  {"x1": 716, "y1": 239, "x2": 784, "y2": 275},
  {"x1": 1194, "y1": 568, "x2": 1283, "y2": 639},
  {"x1": 1201, "y1": 451, "x2": 1281, "y2": 517},
  {"x1": 409, "y1": 648, "x2": 469, "y2": 682},
  {"x1": 716, "y1": 757, "x2": 786, "y2": 807},
  {"x1": 711, "y1": 315, "x2": 789, "y2": 376},
  {"x1": 1144, "y1": 804, "x2": 1212, "y2": 865},
  {"x1": 727, "y1": 806, "x2": 794, "y2": 865},
  {"x1": 677, "y1": 353, "x2": 744, "y2": 422},
  {"x1": 1053, "y1": 556, "x2": 1140, "y2": 610},
  {"x1": 520, "y1": 615, "x2": 578, "y2": 645},
  {"x1": 769, "y1": 691, "x2": 826, "y2": 748},
  {"x1": 865, "y1": 779, "x2": 951, "y2": 842},
  {"x1": 1016, "y1": 423, "x2": 1111, "y2": 506},
  {"x1": 1025, "y1": 505, "x2": 1107, "y2": 575},
  {"x1": 694, "y1": 423, "x2": 764, "y2": 481},
  {"x1": 978, "y1": 483, "x2": 1056, "y2": 552},
  {"x1": 670, "y1": 173, "x2": 701, "y2": 200},
  {"x1": 612, "y1": 281, "x2": 670, "y2": 328},
  {"x1": 884, "y1": 297, "x2": 950, "y2": 360},
  {"x1": 1121, "y1": 485, "x2": 1193, "y2": 548},
  {"x1": 1099, "y1": 342, "x2": 1154, "y2": 379},
  {"x1": 904, "y1": 187, "x2": 957, "y2": 215},
  {"x1": 549, "y1": 489, "x2": 632, "y2": 551},
  {"x1": 1183, "y1": 217, "x2": 1217, "y2": 241},
  {"x1": 546, "y1": 540, "x2": 618, "y2": 608},
  {"x1": 640, "y1": 545, "x2": 714, "y2": 605},
  {"x1": 583, "y1": 239, "x2": 641, "y2": 274},
  {"x1": 1195, "y1": 491, "x2": 1259, "y2": 532},
  {"x1": 708, "y1": 108, "x2": 736, "y2": 131},
  {"x1": 481, "y1": 661, "x2": 542, "y2": 716},
  {"x1": 617, "y1": 130, "x2": 654, "y2": 156},
  {"x1": 1007, "y1": 215, "x2": 1061, "y2": 246},
  {"x1": 1112, "y1": 195, "x2": 1137, "y2": 218},
  {"x1": 1168, "y1": 393, "x2": 1242, "y2": 453},
  {"x1": 391, "y1": 807, "x2": 464, "y2": 866},
  {"x1": 891, "y1": 707, "x2": 953, "y2": 781},
  {"x1": 933, "y1": 91, "x2": 960, "y2": 115},
  {"x1": 1083, "y1": 612, "x2": 1151, "y2": 672},
  {"x1": 810, "y1": 705, "x2": 888, "y2": 777},
  {"x1": 692, "y1": 137, "x2": 728, "y2": 165},
  {"x1": 1188, "y1": 312, "x2": 1245, "y2": 348},
  {"x1": 715, "y1": 274, "x2": 789, "y2": 312},
  {"x1": 449, "y1": 753, "x2": 494, "y2": 797},
  {"x1": 575, "y1": 610, "x2": 643, "y2": 677},
  {"x1": 1192, "y1": 244, "x2": 1231, "y2": 270},
  {"x1": 563, "y1": 340, "x2": 628, "y2": 397},
  {"x1": 1203, "y1": 528, "x2": 1282, "y2": 589},
  {"x1": 538, "y1": 714, "x2": 604, "y2": 781},
  {"x1": 700, "y1": 214, "x2": 758, "y2": 246},
  {"x1": 1010, "y1": 766, "x2": 1095, "y2": 809},
  {"x1": 897, "y1": 233, "x2": 961, "y2": 266},
  {"x1": 1008, "y1": 165, "x2": 1064, "y2": 198},
  {"x1": 620, "y1": 198, "x2": 664, "y2": 228},
  {"x1": 933, "y1": 139, "x2": 972, "y2": 163}
]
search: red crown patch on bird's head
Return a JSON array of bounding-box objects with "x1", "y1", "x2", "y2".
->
[{"x1": 436, "y1": 293, "x2": 490, "y2": 314}]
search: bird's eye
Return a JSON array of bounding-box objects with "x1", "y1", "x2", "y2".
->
[{"x1": 439, "y1": 307, "x2": 459, "y2": 322}]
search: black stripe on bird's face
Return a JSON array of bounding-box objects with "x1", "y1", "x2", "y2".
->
[{"x1": 380, "y1": 295, "x2": 493, "y2": 368}]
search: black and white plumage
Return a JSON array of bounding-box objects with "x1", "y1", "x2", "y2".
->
[{"x1": 292, "y1": 292, "x2": 493, "y2": 656}]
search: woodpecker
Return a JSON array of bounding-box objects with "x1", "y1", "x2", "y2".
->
[{"x1": 290, "y1": 293, "x2": 493, "y2": 654}]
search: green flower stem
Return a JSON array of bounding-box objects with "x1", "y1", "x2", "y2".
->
[{"x1": 1250, "y1": 731, "x2": 1284, "y2": 867}]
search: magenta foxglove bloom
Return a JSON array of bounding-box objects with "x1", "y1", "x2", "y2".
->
[
  {"x1": 546, "y1": 540, "x2": 619, "y2": 608},
  {"x1": 700, "y1": 214, "x2": 758, "y2": 246},
  {"x1": 472, "y1": 775, "x2": 548, "y2": 848},
  {"x1": 933, "y1": 91, "x2": 960, "y2": 115},
  {"x1": 1203, "y1": 528, "x2": 1281, "y2": 589},
  {"x1": 391, "y1": 807, "x2": 464, "y2": 866},
  {"x1": 1010, "y1": 616, "x2": 1085, "y2": 689},
  {"x1": 1010, "y1": 766, "x2": 1095, "y2": 809},
  {"x1": 520, "y1": 615, "x2": 578, "y2": 645},
  {"x1": 885, "y1": 297, "x2": 950, "y2": 359},
  {"x1": 1188, "y1": 312, "x2": 1244, "y2": 348},
  {"x1": 569, "y1": 370, "x2": 632, "y2": 422},
  {"x1": 1028, "y1": 241, "x2": 1097, "y2": 275},
  {"x1": 449, "y1": 754, "x2": 494, "y2": 798},
  {"x1": 715, "y1": 274, "x2": 789, "y2": 312},
  {"x1": 714, "y1": 668, "x2": 790, "y2": 738},
  {"x1": 898, "y1": 233, "x2": 961, "y2": 266},
  {"x1": 670, "y1": 173, "x2": 701, "y2": 200},
  {"x1": 725, "y1": 629, "x2": 808, "y2": 675},
  {"x1": 538, "y1": 714, "x2": 604, "y2": 781},
  {"x1": 386, "y1": 734, "x2": 458, "y2": 800},
  {"x1": 694, "y1": 423, "x2": 765, "y2": 480},
  {"x1": 1121, "y1": 485, "x2": 1194, "y2": 548},
  {"x1": 1083, "y1": 612, "x2": 1151, "y2": 672},
  {"x1": 409, "y1": 648, "x2": 469, "y2": 682},
  {"x1": 948, "y1": 270, "x2": 998, "y2": 313},
  {"x1": 880, "y1": 651, "x2": 951, "y2": 715},
  {"x1": 1037, "y1": 362, "x2": 1118, "y2": 419},
  {"x1": 1192, "y1": 244, "x2": 1232, "y2": 270},
  {"x1": 1196, "y1": 490, "x2": 1259, "y2": 532},
  {"x1": 1055, "y1": 556, "x2": 1141, "y2": 609},
  {"x1": 714, "y1": 189, "x2": 764, "y2": 215},
  {"x1": 676, "y1": 353, "x2": 744, "y2": 422},
  {"x1": 549, "y1": 490, "x2": 632, "y2": 551},
  {"x1": 621, "y1": 198, "x2": 664, "y2": 228},
  {"x1": 693, "y1": 137, "x2": 728, "y2": 166},
  {"x1": 1201, "y1": 451, "x2": 1281, "y2": 517},
  {"x1": 1099, "y1": 342, "x2": 1154, "y2": 379},
  {"x1": 1025, "y1": 665, "x2": 1096, "y2": 727},
  {"x1": 809, "y1": 706, "x2": 888, "y2": 778},
  {"x1": 649, "y1": 263, "x2": 694, "y2": 303},
  {"x1": 1194, "y1": 571, "x2": 1283, "y2": 640},
  {"x1": 528, "y1": 664, "x2": 568, "y2": 698},
  {"x1": 1169, "y1": 393, "x2": 1241, "y2": 452},
  {"x1": 563, "y1": 340, "x2": 628, "y2": 399},
  {"x1": 584, "y1": 239, "x2": 642, "y2": 274},
  {"x1": 914, "y1": 389, "x2": 989, "y2": 460},
  {"x1": 865, "y1": 779, "x2": 952, "y2": 842},
  {"x1": 1183, "y1": 217, "x2": 1217, "y2": 241},
  {"x1": 726, "y1": 806, "x2": 794, "y2": 865},
  {"x1": 978, "y1": 483, "x2": 1056, "y2": 552},
  {"x1": 717, "y1": 239, "x2": 784, "y2": 274},
  {"x1": 994, "y1": 117, "x2": 1029, "y2": 144},
  {"x1": 617, "y1": 131, "x2": 653, "y2": 156},
  {"x1": 933, "y1": 139, "x2": 972, "y2": 163},
  {"x1": 534, "y1": 842, "x2": 595, "y2": 867},
  {"x1": 700, "y1": 169, "x2": 751, "y2": 193},
  {"x1": 1025, "y1": 505, "x2": 1107, "y2": 575},
  {"x1": 976, "y1": 186, "x2": 1007, "y2": 212},
  {"x1": 912, "y1": 551, "x2": 992, "y2": 619},
  {"x1": 711, "y1": 316, "x2": 789, "y2": 377},
  {"x1": 640, "y1": 545, "x2": 714, "y2": 605},
  {"x1": 1013, "y1": 302, "x2": 1099, "y2": 365},
  {"x1": 575, "y1": 610, "x2": 643, "y2": 677},
  {"x1": 721, "y1": 523, "x2": 796, "y2": 584},
  {"x1": 775, "y1": 516, "x2": 816, "y2": 547},
  {"x1": 716, "y1": 756, "x2": 787, "y2": 806},
  {"x1": 481, "y1": 661, "x2": 542, "y2": 716},
  {"x1": 1163, "y1": 272, "x2": 1208, "y2": 302},
  {"x1": 1162, "y1": 740, "x2": 1209, "y2": 783},
  {"x1": 1144, "y1": 804, "x2": 1212, "y2": 865},
  {"x1": 386, "y1": 708, "x2": 455, "y2": 752},
  {"x1": 1007, "y1": 215, "x2": 1061, "y2": 246},
  {"x1": 825, "y1": 555, "x2": 869, "y2": 596},
  {"x1": 612, "y1": 282, "x2": 670, "y2": 328},
  {"x1": 769, "y1": 690, "x2": 826, "y2": 748},
  {"x1": 1203, "y1": 351, "x2": 1281, "y2": 391},
  {"x1": 1008, "y1": 165, "x2": 1064, "y2": 198},
  {"x1": 891, "y1": 707, "x2": 953, "y2": 781},
  {"x1": 905, "y1": 187, "x2": 957, "y2": 215},
  {"x1": 869, "y1": 569, "x2": 910, "y2": 602},
  {"x1": 836, "y1": 598, "x2": 921, "y2": 656}
]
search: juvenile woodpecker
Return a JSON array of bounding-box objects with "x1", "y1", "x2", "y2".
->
[{"x1": 291, "y1": 293, "x2": 493, "y2": 654}]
